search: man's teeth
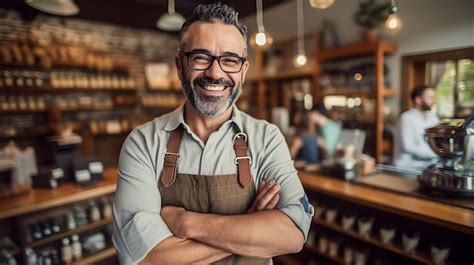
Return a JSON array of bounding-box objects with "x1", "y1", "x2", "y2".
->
[{"x1": 202, "y1": 85, "x2": 225, "y2": 91}]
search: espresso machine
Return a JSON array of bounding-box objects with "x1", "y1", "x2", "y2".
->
[{"x1": 418, "y1": 115, "x2": 474, "y2": 197}]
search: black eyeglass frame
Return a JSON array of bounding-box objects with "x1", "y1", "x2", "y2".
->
[{"x1": 183, "y1": 52, "x2": 247, "y2": 73}]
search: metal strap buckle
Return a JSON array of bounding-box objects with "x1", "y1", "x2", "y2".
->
[
  {"x1": 235, "y1": 156, "x2": 252, "y2": 165},
  {"x1": 233, "y1": 132, "x2": 247, "y2": 143}
]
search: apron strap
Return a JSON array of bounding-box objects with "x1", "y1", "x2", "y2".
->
[
  {"x1": 233, "y1": 132, "x2": 252, "y2": 187},
  {"x1": 161, "y1": 126, "x2": 183, "y2": 188}
]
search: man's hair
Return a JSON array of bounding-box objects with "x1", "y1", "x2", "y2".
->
[
  {"x1": 312, "y1": 101, "x2": 328, "y2": 116},
  {"x1": 178, "y1": 3, "x2": 248, "y2": 55},
  {"x1": 411, "y1": 85, "x2": 433, "y2": 103}
]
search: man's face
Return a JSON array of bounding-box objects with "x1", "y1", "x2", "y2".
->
[
  {"x1": 418, "y1": 88, "x2": 436, "y2": 111},
  {"x1": 176, "y1": 21, "x2": 249, "y2": 117}
]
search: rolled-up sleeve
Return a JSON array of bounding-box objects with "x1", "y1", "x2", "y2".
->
[
  {"x1": 257, "y1": 125, "x2": 314, "y2": 240},
  {"x1": 113, "y1": 128, "x2": 172, "y2": 264}
]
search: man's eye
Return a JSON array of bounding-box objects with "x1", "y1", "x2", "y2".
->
[
  {"x1": 192, "y1": 55, "x2": 210, "y2": 63},
  {"x1": 221, "y1": 57, "x2": 240, "y2": 65}
]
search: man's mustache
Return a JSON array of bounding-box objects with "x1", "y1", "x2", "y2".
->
[{"x1": 194, "y1": 76, "x2": 233, "y2": 87}]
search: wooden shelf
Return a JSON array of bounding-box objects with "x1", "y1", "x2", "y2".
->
[
  {"x1": 142, "y1": 105, "x2": 181, "y2": 110},
  {"x1": 0, "y1": 109, "x2": 48, "y2": 114},
  {"x1": 72, "y1": 245, "x2": 116, "y2": 264},
  {"x1": 28, "y1": 217, "x2": 112, "y2": 248},
  {"x1": 299, "y1": 172, "x2": 474, "y2": 235},
  {"x1": 320, "y1": 88, "x2": 396, "y2": 97},
  {"x1": 145, "y1": 88, "x2": 182, "y2": 93},
  {"x1": 306, "y1": 245, "x2": 343, "y2": 264},
  {"x1": 318, "y1": 41, "x2": 397, "y2": 61},
  {"x1": 0, "y1": 87, "x2": 137, "y2": 94},
  {"x1": 0, "y1": 132, "x2": 50, "y2": 140},
  {"x1": 92, "y1": 130, "x2": 131, "y2": 137},
  {"x1": 258, "y1": 69, "x2": 313, "y2": 82},
  {"x1": 274, "y1": 254, "x2": 304, "y2": 265},
  {"x1": 0, "y1": 168, "x2": 117, "y2": 220},
  {"x1": 313, "y1": 219, "x2": 434, "y2": 264}
]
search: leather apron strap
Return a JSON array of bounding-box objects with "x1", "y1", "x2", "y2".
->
[
  {"x1": 233, "y1": 132, "x2": 252, "y2": 187},
  {"x1": 160, "y1": 126, "x2": 184, "y2": 187},
  {"x1": 160, "y1": 127, "x2": 252, "y2": 188}
]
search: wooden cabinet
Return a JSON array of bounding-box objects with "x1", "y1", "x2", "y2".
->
[
  {"x1": 0, "y1": 168, "x2": 117, "y2": 265},
  {"x1": 313, "y1": 41, "x2": 397, "y2": 163},
  {"x1": 293, "y1": 172, "x2": 474, "y2": 265},
  {"x1": 251, "y1": 37, "x2": 396, "y2": 163}
]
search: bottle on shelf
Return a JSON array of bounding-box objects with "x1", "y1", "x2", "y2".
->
[
  {"x1": 89, "y1": 201, "x2": 101, "y2": 222},
  {"x1": 61, "y1": 237, "x2": 73, "y2": 264},
  {"x1": 100, "y1": 196, "x2": 113, "y2": 219},
  {"x1": 71, "y1": 234, "x2": 82, "y2": 260},
  {"x1": 25, "y1": 247, "x2": 37, "y2": 265},
  {"x1": 65, "y1": 212, "x2": 77, "y2": 230}
]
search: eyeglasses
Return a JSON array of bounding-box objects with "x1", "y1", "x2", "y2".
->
[{"x1": 184, "y1": 52, "x2": 246, "y2": 73}]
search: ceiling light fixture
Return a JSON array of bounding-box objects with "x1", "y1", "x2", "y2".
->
[
  {"x1": 250, "y1": 0, "x2": 273, "y2": 49},
  {"x1": 385, "y1": 0, "x2": 402, "y2": 33},
  {"x1": 25, "y1": 0, "x2": 79, "y2": 16},
  {"x1": 294, "y1": 0, "x2": 307, "y2": 67},
  {"x1": 309, "y1": 0, "x2": 335, "y2": 9},
  {"x1": 156, "y1": 0, "x2": 185, "y2": 31}
]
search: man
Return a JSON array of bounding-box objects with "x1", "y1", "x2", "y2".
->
[
  {"x1": 393, "y1": 86, "x2": 439, "y2": 172},
  {"x1": 113, "y1": 3, "x2": 313, "y2": 264}
]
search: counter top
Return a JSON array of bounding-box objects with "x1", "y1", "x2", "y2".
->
[
  {"x1": 299, "y1": 171, "x2": 474, "y2": 235},
  {"x1": 0, "y1": 168, "x2": 117, "y2": 220}
]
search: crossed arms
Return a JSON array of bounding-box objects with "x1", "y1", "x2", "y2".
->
[{"x1": 138, "y1": 180, "x2": 305, "y2": 264}]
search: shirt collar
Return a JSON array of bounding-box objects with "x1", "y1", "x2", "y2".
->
[{"x1": 163, "y1": 103, "x2": 244, "y2": 133}]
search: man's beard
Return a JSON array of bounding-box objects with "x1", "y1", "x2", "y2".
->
[
  {"x1": 421, "y1": 100, "x2": 432, "y2": 111},
  {"x1": 181, "y1": 74, "x2": 242, "y2": 117}
]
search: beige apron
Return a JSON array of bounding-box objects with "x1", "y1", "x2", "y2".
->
[{"x1": 158, "y1": 126, "x2": 270, "y2": 265}]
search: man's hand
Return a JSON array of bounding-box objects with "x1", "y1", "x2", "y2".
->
[{"x1": 247, "y1": 180, "x2": 280, "y2": 213}]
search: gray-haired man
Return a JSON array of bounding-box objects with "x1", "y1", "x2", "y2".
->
[{"x1": 113, "y1": 3, "x2": 313, "y2": 264}]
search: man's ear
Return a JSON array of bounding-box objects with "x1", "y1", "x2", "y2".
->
[
  {"x1": 414, "y1": 96, "x2": 421, "y2": 107},
  {"x1": 241, "y1": 61, "x2": 250, "y2": 83}
]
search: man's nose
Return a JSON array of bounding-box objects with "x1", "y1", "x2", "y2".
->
[{"x1": 205, "y1": 59, "x2": 226, "y2": 79}]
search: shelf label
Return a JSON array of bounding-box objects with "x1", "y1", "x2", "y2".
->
[
  {"x1": 75, "y1": 170, "x2": 91, "y2": 182},
  {"x1": 89, "y1": 162, "x2": 104, "y2": 174}
]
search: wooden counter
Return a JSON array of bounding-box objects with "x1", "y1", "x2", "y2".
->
[
  {"x1": 299, "y1": 172, "x2": 474, "y2": 235},
  {"x1": 0, "y1": 168, "x2": 117, "y2": 220}
]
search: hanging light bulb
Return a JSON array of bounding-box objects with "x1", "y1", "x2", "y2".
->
[
  {"x1": 255, "y1": 32, "x2": 267, "y2": 46},
  {"x1": 156, "y1": 0, "x2": 185, "y2": 31},
  {"x1": 385, "y1": 0, "x2": 402, "y2": 33},
  {"x1": 250, "y1": 0, "x2": 273, "y2": 49},
  {"x1": 309, "y1": 0, "x2": 335, "y2": 9},
  {"x1": 294, "y1": 54, "x2": 308, "y2": 67},
  {"x1": 294, "y1": 0, "x2": 307, "y2": 67},
  {"x1": 25, "y1": 0, "x2": 79, "y2": 16}
]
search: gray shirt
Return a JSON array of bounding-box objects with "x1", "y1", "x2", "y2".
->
[
  {"x1": 393, "y1": 108, "x2": 439, "y2": 172},
  {"x1": 112, "y1": 104, "x2": 314, "y2": 264}
]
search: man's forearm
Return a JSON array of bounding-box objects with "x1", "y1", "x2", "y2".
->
[
  {"x1": 139, "y1": 235, "x2": 231, "y2": 265},
  {"x1": 182, "y1": 210, "x2": 304, "y2": 259}
]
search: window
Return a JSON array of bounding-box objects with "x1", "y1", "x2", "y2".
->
[
  {"x1": 427, "y1": 58, "x2": 474, "y2": 118},
  {"x1": 402, "y1": 47, "x2": 474, "y2": 119}
]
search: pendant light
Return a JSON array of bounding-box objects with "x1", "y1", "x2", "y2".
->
[
  {"x1": 25, "y1": 0, "x2": 79, "y2": 16},
  {"x1": 309, "y1": 0, "x2": 335, "y2": 9},
  {"x1": 250, "y1": 0, "x2": 273, "y2": 49},
  {"x1": 156, "y1": 0, "x2": 185, "y2": 31},
  {"x1": 385, "y1": 0, "x2": 402, "y2": 33},
  {"x1": 294, "y1": 0, "x2": 307, "y2": 67}
]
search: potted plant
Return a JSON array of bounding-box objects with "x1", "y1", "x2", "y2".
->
[{"x1": 354, "y1": 0, "x2": 392, "y2": 42}]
